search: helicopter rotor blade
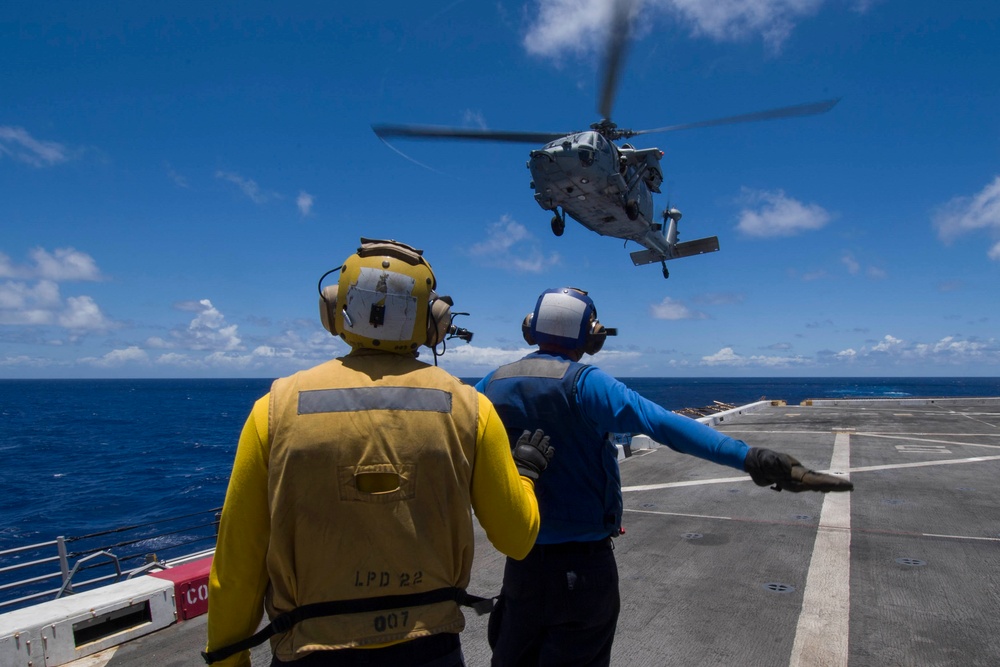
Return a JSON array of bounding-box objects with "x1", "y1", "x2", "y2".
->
[
  {"x1": 372, "y1": 123, "x2": 569, "y2": 145},
  {"x1": 630, "y1": 98, "x2": 841, "y2": 136},
  {"x1": 597, "y1": 0, "x2": 635, "y2": 122}
]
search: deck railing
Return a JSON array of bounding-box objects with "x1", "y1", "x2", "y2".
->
[{"x1": 0, "y1": 507, "x2": 221, "y2": 612}]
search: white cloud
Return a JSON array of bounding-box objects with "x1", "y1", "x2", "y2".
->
[
  {"x1": 0, "y1": 126, "x2": 70, "y2": 167},
  {"x1": 172, "y1": 299, "x2": 242, "y2": 351},
  {"x1": 841, "y1": 252, "x2": 860, "y2": 275},
  {"x1": 58, "y1": 296, "x2": 112, "y2": 331},
  {"x1": 462, "y1": 109, "x2": 489, "y2": 129},
  {"x1": 933, "y1": 175, "x2": 1000, "y2": 260},
  {"x1": 667, "y1": 0, "x2": 825, "y2": 51},
  {"x1": 0, "y1": 279, "x2": 60, "y2": 311},
  {"x1": 83, "y1": 346, "x2": 150, "y2": 367},
  {"x1": 840, "y1": 251, "x2": 885, "y2": 279},
  {"x1": 834, "y1": 333, "x2": 1000, "y2": 368},
  {"x1": 30, "y1": 248, "x2": 102, "y2": 281},
  {"x1": 0, "y1": 258, "x2": 110, "y2": 330},
  {"x1": 649, "y1": 296, "x2": 707, "y2": 320},
  {"x1": 0, "y1": 354, "x2": 60, "y2": 368},
  {"x1": 216, "y1": 170, "x2": 277, "y2": 204},
  {"x1": 297, "y1": 191, "x2": 314, "y2": 216},
  {"x1": 523, "y1": 0, "x2": 614, "y2": 59},
  {"x1": 871, "y1": 334, "x2": 903, "y2": 353},
  {"x1": 0, "y1": 253, "x2": 15, "y2": 279},
  {"x1": 523, "y1": 0, "x2": 837, "y2": 59},
  {"x1": 702, "y1": 347, "x2": 741, "y2": 364},
  {"x1": 701, "y1": 346, "x2": 810, "y2": 367},
  {"x1": 0, "y1": 247, "x2": 102, "y2": 281},
  {"x1": 166, "y1": 164, "x2": 190, "y2": 188},
  {"x1": 737, "y1": 188, "x2": 831, "y2": 237},
  {"x1": 427, "y1": 344, "x2": 531, "y2": 370},
  {"x1": 468, "y1": 215, "x2": 561, "y2": 273},
  {"x1": 436, "y1": 343, "x2": 644, "y2": 378}
]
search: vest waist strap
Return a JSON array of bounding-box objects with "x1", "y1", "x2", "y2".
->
[{"x1": 202, "y1": 587, "x2": 493, "y2": 664}]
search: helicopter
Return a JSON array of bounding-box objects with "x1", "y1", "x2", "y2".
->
[{"x1": 372, "y1": 2, "x2": 838, "y2": 279}]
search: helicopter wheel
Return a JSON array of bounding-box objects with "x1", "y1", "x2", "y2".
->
[
  {"x1": 625, "y1": 200, "x2": 640, "y2": 221},
  {"x1": 661, "y1": 261, "x2": 669, "y2": 279},
  {"x1": 551, "y1": 214, "x2": 565, "y2": 237}
]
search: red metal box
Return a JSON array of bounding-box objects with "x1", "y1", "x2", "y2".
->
[{"x1": 150, "y1": 556, "x2": 213, "y2": 620}]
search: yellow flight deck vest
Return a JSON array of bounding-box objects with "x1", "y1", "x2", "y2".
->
[{"x1": 265, "y1": 352, "x2": 480, "y2": 659}]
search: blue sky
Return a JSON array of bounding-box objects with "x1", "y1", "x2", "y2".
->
[{"x1": 2, "y1": 0, "x2": 999, "y2": 379}]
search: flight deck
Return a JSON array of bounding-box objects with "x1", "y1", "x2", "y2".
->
[{"x1": 63, "y1": 397, "x2": 1000, "y2": 666}]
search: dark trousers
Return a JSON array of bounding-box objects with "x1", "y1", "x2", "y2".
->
[
  {"x1": 489, "y1": 539, "x2": 620, "y2": 667},
  {"x1": 270, "y1": 632, "x2": 464, "y2": 666}
]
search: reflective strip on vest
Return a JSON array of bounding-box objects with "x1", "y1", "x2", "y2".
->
[
  {"x1": 298, "y1": 387, "x2": 452, "y2": 414},
  {"x1": 490, "y1": 358, "x2": 570, "y2": 381}
]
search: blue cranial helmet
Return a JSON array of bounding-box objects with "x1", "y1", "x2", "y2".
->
[{"x1": 522, "y1": 287, "x2": 615, "y2": 355}]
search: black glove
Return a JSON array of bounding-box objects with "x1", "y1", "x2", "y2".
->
[
  {"x1": 512, "y1": 429, "x2": 554, "y2": 480},
  {"x1": 744, "y1": 447, "x2": 854, "y2": 493}
]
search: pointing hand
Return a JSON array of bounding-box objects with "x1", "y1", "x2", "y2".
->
[{"x1": 744, "y1": 447, "x2": 853, "y2": 492}]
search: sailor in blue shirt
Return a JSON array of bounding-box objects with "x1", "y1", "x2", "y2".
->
[{"x1": 477, "y1": 287, "x2": 853, "y2": 667}]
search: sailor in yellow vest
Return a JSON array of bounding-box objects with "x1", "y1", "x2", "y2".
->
[{"x1": 204, "y1": 239, "x2": 553, "y2": 667}]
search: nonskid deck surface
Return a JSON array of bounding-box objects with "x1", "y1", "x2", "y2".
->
[{"x1": 81, "y1": 398, "x2": 1000, "y2": 666}]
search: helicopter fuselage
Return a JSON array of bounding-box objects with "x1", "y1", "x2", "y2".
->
[{"x1": 527, "y1": 130, "x2": 673, "y2": 256}]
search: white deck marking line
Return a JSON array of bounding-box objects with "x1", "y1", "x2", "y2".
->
[
  {"x1": 922, "y1": 533, "x2": 1000, "y2": 542},
  {"x1": 721, "y1": 430, "x2": 1000, "y2": 437},
  {"x1": 623, "y1": 508, "x2": 733, "y2": 521},
  {"x1": 856, "y1": 432, "x2": 1000, "y2": 450},
  {"x1": 955, "y1": 412, "x2": 1000, "y2": 428},
  {"x1": 622, "y1": 454, "x2": 1000, "y2": 493},
  {"x1": 850, "y1": 454, "x2": 1000, "y2": 473},
  {"x1": 789, "y1": 431, "x2": 852, "y2": 667},
  {"x1": 623, "y1": 476, "x2": 750, "y2": 492},
  {"x1": 621, "y1": 509, "x2": 1000, "y2": 543}
]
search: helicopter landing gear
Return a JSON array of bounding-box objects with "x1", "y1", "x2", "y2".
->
[
  {"x1": 661, "y1": 260, "x2": 669, "y2": 279},
  {"x1": 625, "y1": 200, "x2": 640, "y2": 221},
  {"x1": 551, "y1": 212, "x2": 565, "y2": 237}
]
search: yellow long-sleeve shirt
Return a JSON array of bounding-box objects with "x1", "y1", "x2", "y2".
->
[{"x1": 205, "y1": 391, "x2": 539, "y2": 667}]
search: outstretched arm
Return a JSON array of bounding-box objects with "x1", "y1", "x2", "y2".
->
[
  {"x1": 577, "y1": 368, "x2": 853, "y2": 492},
  {"x1": 577, "y1": 367, "x2": 749, "y2": 469}
]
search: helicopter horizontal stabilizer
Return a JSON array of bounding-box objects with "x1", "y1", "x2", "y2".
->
[
  {"x1": 673, "y1": 236, "x2": 720, "y2": 258},
  {"x1": 630, "y1": 248, "x2": 665, "y2": 266},
  {"x1": 630, "y1": 236, "x2": 720, "y2": 266}
]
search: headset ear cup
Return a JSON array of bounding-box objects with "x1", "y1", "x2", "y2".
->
[
  {"x1": 521, "y1": 314, "x2": 536, "y2": 346},
  {"x1": 585, "y1": 321, "x2": 607, "y2": 355},
  {"x1": 319, "y1": 285, "x2": 340, "y2": 335},
  {"x1": 426, "y1": 294, "x2": 453, "y2": 346}
]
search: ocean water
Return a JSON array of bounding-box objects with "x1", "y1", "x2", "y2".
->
[{"x1": 2, "y1": 376, "x2": 998, "y2": 552}]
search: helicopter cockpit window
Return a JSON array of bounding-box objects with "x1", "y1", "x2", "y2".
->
[{"x1": 594, "y1": 134, "x2": 611, "y2": 154}]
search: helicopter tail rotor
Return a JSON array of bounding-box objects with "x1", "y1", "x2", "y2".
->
[
  {"x1": 663, "y1": 206, "x2": 682, "y2": 246},
  {"x1": 663, "y1": 204, "x2": 682, "y2": 248}
]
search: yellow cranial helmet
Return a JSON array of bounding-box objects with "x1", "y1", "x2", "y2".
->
[{"x1": 318, "y1": 238, "x2": 453, "y2": 353}]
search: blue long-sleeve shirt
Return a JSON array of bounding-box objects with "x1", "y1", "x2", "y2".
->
[{"x1": 476, "y1": 352, "x2": 749, "y2": 471}]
